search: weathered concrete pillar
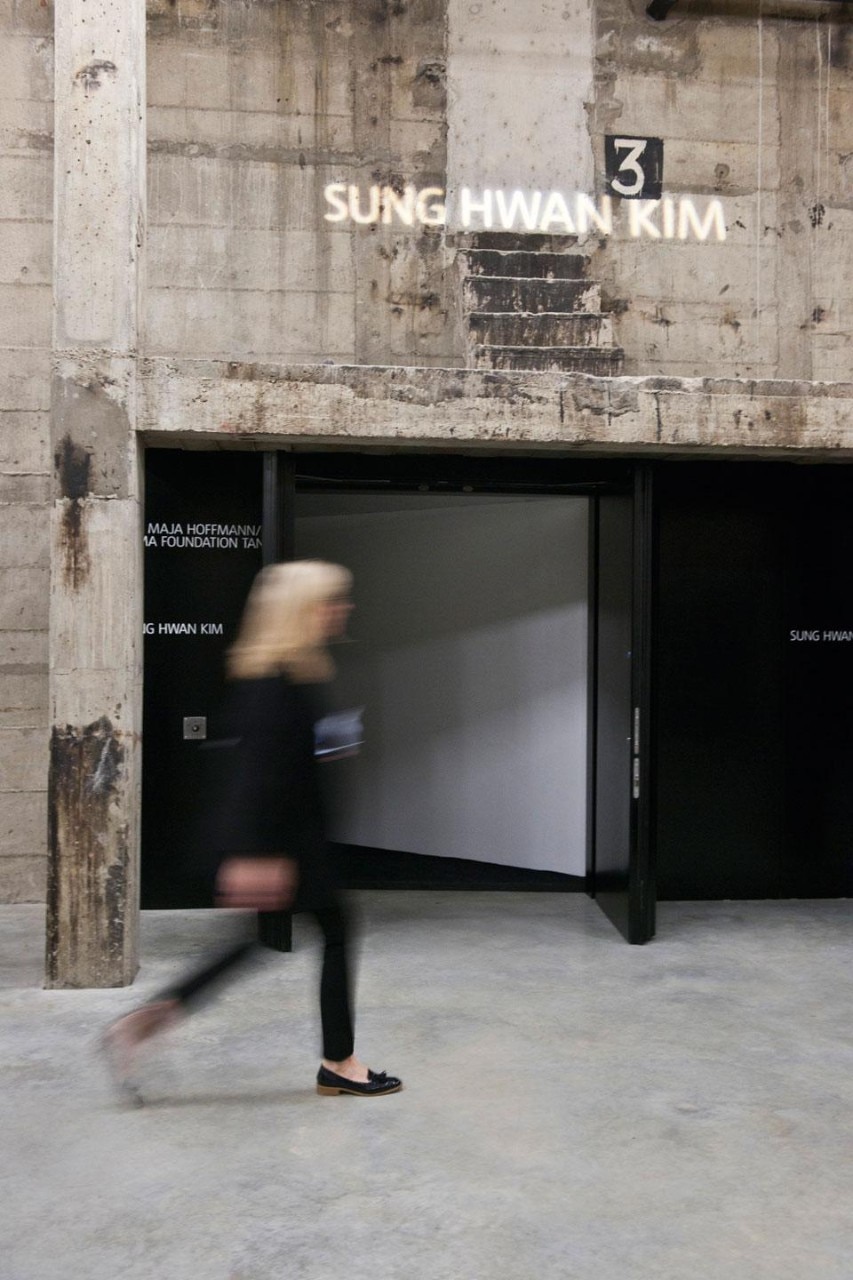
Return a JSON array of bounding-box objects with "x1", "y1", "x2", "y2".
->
[{"x1": 47, "y1": 1, "x2": 146, "y2": 986}]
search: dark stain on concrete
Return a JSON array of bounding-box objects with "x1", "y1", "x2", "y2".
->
[
  {"x1": 609, "y1": 384, "x2": 641, "y2": 416},
  {"x1": 60, "y1": 498, "x2": 89, "y2": 590},
  {"x1": 570, "y1": 379, "x2": 638, "y2": 420},
  {"x1": 53, "y1": 375, "x2": 131, "y2": 499},
  {"x1": 598, "y1": 16, "x2": 701, "y2": 78},
  {"x1": 370, "y1": 0, "x2": 408, "y2": 21},
  {"x1": 46, "y1": 717, "x2": 127, "y2": 987},
  {"x1": 571, "y1": 382, "x2": 609, "y2": 417},
  {"x1": 55, "y1": 434, "x2": 91, "y2": 501},
  {"x1": 53, "y1": 375, "x2": 133, "y2": 590},
  {"x1": 601, "y1": 289, "x2": 630, "y2": 315},
  {"x1": 809, "y1": 203, "x2": 826, "y2": 229},
  {"x1": 18, "y1": 130, "x2": 53, "y2": 152},
  {"x1": 326, "y1": 363, "x2": 551, "y2": 409},
  {"x1": 74, "y1": 61, "x2": 118, "y2": 93},
  {"x1": 105, "y1": 856, "x2": 129, "y2": 958},
  {"x1": 371, "y1": 167, "x2": 407, "y2": 195},
  {"x1": 714, "y1": 163, "x2": 731, "y2": 192},
  {"x1": 226, "y1": 361, "x2": 258, "y2": 381},
  {"x1": 413, "y1": 58, "x2": 446, "y2": 110},
  {"x1": 416, "y1": 58, "x2": 445, "y2": 86},
  {"x1": 55, "y1": 435, "x2": 92, "y2": 590},
  {"x1": 147, "y1": 0, "x2": 220, "y2": 33},
  {"x1": 645, "y1": 377, "x2": 689, "y2": 393},
  {"x1": 828, "y1": 28, "x2": 853, "y2": 71}
]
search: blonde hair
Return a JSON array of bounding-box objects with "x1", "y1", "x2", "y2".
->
[{"x1": 228, "y1": 560, "x2": 352, "y2": 682}]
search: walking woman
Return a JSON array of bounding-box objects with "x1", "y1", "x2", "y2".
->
[{"x1": 104, "y1": 561, "x2": 402, "y2": 1100}]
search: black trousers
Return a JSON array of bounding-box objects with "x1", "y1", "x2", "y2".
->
[{"x1": 155, "y1": 889, "x2": 355, "y2": 1063}]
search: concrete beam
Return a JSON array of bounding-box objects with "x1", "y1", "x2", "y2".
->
[
  {"x1": 47, "y1": 2, "x2": 146, "y2": 987},
  {"x1": 139, "y1": 359, "x2": 853, "y2": 458}
]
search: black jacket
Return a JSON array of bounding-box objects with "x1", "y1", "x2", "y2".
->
[{"x1": 205, "y1": 674, "x2": 327, "y2": 863}]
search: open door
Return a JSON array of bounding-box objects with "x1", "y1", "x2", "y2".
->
[{"x1": 588, "y1": 466, "x2": 655, "y2": 943}]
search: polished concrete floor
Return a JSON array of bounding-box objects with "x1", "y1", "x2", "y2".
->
[{"x1": 2, "y1": 892, "x2": 852, "y2": 1280}]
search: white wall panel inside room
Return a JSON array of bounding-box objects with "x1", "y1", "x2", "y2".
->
[
  {"x1": 296, "y1": 495, "x2": 588, "y2": 875},
  {"x1": 445, "y1": 0, "x2": 595, "y2": 230}
]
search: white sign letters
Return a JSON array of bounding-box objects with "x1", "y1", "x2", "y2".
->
[{"x1": 323, "y1": 182, "x2": 727, "y2": 242}]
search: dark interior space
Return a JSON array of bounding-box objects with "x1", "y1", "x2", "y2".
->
[{"x1": 655, "y1": 462, "x2": 853, "y2": 900}]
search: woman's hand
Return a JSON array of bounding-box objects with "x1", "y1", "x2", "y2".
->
[{"x1": 215, "y1": 856, "x2": 298, "y2": 910}]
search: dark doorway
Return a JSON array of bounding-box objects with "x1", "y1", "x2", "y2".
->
[
  {"x1": 140, "y1": 448, "x2": 655, "y2": 942},
  {"x1": 291, "y1": 452, "x2": 654, "y2": 941},
  {"x1": 654, "y1": 462, "x2": 853, "y2": 900}
]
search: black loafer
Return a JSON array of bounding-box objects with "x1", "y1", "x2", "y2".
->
[{"x1": 316, "y1": 1065, "x2": 403, "y2": 1096}]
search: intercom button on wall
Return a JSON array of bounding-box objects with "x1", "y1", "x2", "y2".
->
[{"x1": 183, "y1": 716, "x2": 207, "y2": 740}]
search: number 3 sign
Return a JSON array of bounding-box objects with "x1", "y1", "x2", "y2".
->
[{"x1": 604, "y1": 135, "x2": 664, "y2": 200}]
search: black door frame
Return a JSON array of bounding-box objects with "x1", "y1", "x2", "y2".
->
[
  {"x1": 631, "y1": 464, "x2": 656, "y2": 943},
  {"x1": 584, "y1": 466, "x2": 656, "y2": 943},
  {"x1": 255, "y1": 452, "x2": 297, "y2": 950},
  {"x1": 262, "y1": 452, "x2": 296, "y2": 563}
]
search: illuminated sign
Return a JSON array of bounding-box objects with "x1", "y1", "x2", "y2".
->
[{"x1": 323, "y1": 183, "x2": 727, "y2": 242}]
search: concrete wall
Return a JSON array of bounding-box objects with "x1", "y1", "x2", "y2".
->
[
  {"x1": 0, "y1": 0, "x2": 53, "y2": 903},
  {"x1": 446, "y1": 0, "x2": 595, "y2": 217},
  {"x1": 142, "y1": 0, "x2": 853, "y2": 379},
  {"x1": 590, "y1": 4, "x2": 853, "y2": 380},
  {"x1": 443, "y1": 0, "x2": 852, "y2": 380},
  {"x1": 143, "y1": 1, "x2": 853, "y2": 380},
  {"x1": 146, "y1": 0, "x2": 461, "y2": 367}
]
